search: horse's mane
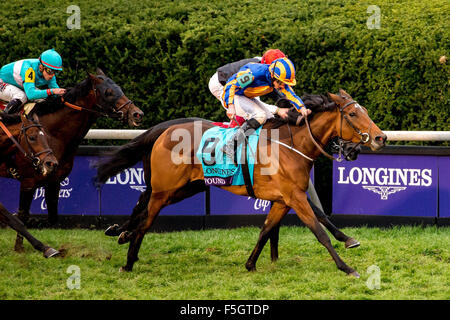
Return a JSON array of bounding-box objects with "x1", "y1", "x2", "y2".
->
[
  {"x1": 29, "y1": 77, "x2": 92, "y2": 117},
  {"x1": 266, "y1": 93, "x2": 337, "y2": 129}
]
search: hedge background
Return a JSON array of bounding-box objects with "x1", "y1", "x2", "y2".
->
[{"x1": 1, "y1": 0, "x2": 449, "y2": 213}]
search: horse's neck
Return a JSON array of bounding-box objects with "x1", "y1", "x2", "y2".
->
[
  {"x1": 0, "y1": 123, "x2": 21, "y2": 155},
  {"x1": 40, "y1": 96, "x2": 99, "y2": 157},
  {"x1": 290, "y1": 110, "x2": 338, "y2": 160}
]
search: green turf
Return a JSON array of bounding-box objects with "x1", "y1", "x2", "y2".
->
[{"x1": 0, "y1": 226, "x2": 448, "y2": 300}]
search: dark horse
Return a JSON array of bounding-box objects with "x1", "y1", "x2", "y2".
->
[
  {"x1": 0, "y1": 69, "x2": 144, "y2": 251},
  {"x1": 0, "y1": 112, "x2": 59, "y2": 257},
  {"x1": 96, "y1": 89, "x2": 386, "y2": 276}
]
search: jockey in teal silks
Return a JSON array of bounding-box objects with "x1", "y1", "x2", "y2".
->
[
  {"x1": 0, "y1": 49, "x2": 67, "y2": 114},
  {"x1": 221, "y1": 57, "x2": 312, "y2": 158}
]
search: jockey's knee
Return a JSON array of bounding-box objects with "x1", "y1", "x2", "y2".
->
[
  {"x1": 253, "y1": 113, "x2": 268, "y2": 126},
  {"x1": 16, "y1": 93, "x2": 28, "y2": 105}
]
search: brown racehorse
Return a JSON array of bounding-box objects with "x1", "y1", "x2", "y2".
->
[
  {"x1": 0, "y1": 112, "x2": 59, "y2": 257},
  {"x1": 99, "y1": 121, "x2": 361, "y2": 247},
  {"x1": 0, "y1": 69, "x2": 144, "y2": 251},
  {"x1": 96, "y1": 89, "x2": 386, "y2": 277}
]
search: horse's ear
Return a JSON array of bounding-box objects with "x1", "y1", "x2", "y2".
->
[
  {"x1": 328, "y1": 92, "x2": 343, "y2": 103},
  {"x1": 31, "y1": 113, "x2": 39, "y2": 122},
  {"x1": 96, "y1": 68, "x2": 106, "y2": 76},
  {"x1": 88, "y1": 73, "x2": 102, "y2": 84},
  {"x1": 338, "y1": 88, "x2": 352, "y2": 99}
]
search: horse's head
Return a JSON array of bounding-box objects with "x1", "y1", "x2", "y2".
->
[
  {"x1": 328, "y1": 89, "x2": 386, "y2": 151},
  {"x1": 18, "y1": 113, "x2": 58, "y2": 176},
  {"x1": 88, "y1": 68, "x2": 144, "y2": 127}
]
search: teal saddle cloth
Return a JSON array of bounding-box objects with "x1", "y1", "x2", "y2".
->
[{"x1": 196, "y1": 126, "x2": 262, "y2": 186}]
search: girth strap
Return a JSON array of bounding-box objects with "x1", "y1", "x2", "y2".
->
[{"x1": 240, "y1": 138, "x2": 256, "y2": 199}]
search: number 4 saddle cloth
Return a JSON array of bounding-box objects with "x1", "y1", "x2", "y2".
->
[{"x1": 196, "y1": 125, "x2": 262, "y2": 187}]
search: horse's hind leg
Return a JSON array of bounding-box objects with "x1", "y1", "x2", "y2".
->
[
  {"x1": 120, "y1": 191, "x2": 169, "y2": 272},
  {"x1": 106, "y1": 188, "x2": 151, "y2": 238},
  {"x1": 269, "y1": 223, "x2": 280, "y2": 262},
  {"x1": 307, "y1": 199, "x2": 360, "y2": 249},
  {"x1": 246, "y1": 202, "x2": 289, "y2": 271}
]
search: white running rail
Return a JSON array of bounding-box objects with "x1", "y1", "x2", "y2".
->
[{"x1": 84, "y1": 129, "x2": 450, "y2": 141}]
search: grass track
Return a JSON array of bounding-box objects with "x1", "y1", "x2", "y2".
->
[{"x1": 0, "y1": 226, "x2": 448, "y2": 300}]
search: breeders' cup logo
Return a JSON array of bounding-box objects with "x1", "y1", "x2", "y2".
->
[
  {"x1": 337, "y1": 167, "x2": 432, "y2": 200},
  {"x1": 33, "y1": 178, "x2": 73, "y2": 210},
  {"x1": 248, "y1": 197, "x2": 271, "y2": 212},
  {"x1": 106, "y1": 167, "x2": 147, "y2": 192}
]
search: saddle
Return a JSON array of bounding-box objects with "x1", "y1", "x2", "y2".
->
[
  {"x1": 0, "y1": 100, "x2": 36, "y2": 115},
  {"x1": 196, "y1": 123, "x2": 260, "y2": 198}
]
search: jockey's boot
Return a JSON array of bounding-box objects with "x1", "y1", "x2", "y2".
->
[
  {"x1": 222, "y1": 118, "x2": 261, "y2": 160},
  {"x1": 4, "y1": 99, "x2": 23, "y2": 114}
]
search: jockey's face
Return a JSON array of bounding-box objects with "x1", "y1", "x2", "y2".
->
[
  {"x1": 273, "y1": 79, "x2": 285, "y2": 90},
  {"x1": 39, "y1": 64, "x2": 57, "y2": 81}
]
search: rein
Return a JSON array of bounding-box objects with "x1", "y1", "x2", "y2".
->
[
  {"x1": 272, "y1": 99, "x2": 372, "y2": 162},
  {"x1": 60, "y1": 86, "x2": 133, "y2": 120},
  {"x1": 0, "y1": 119, "x2": 53, "y2": 167}
]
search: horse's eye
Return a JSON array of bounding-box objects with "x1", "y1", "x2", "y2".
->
[
  {"x1": 28, "y1": 135, "x2": 37, "y2": 142},
  {"x1": 105, "y1": 89, "x2": 114, "y2": 97},
  {"x1": 349, "y1": 112, "x2": 356, "y2": 117}
]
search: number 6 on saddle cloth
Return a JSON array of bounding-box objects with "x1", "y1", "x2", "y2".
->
[{"x1": 196, "y1": 125, "x2": 262, "y2": 197}]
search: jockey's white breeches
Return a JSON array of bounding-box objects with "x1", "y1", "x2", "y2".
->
[
  {"x1": 0, "y1": 79, "x2": 27, "y2": 104},
  {"x1": 208, "y1": 72, "x2": 278, "y2": 124}
]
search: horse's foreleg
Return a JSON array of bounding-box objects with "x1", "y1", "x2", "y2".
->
[
  {"x1": 246, "y1": 202, "x2": 289, "y2": 271},
  {"x1": 307, "y1": 198, "x2": 360, "y2": 249},
  {"x1": 14, "y1": 187, "x2": 35, "y2": 252},
  {"x1": 289, "y1": 191, "x2": 359, "y2": 277},
  {"x1": 45, "y1": 182, "x2": 60, "y2": 225},
  {"x1": 1, "y1": 204, "x2": 59, "y2": 257}
]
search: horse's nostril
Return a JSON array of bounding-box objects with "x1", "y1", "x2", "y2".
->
[
  {"x1": 46, "y1": 161, "x2": 57, "y2": 168},
  {"x1": 375, "y1": 135, "x2": 387, "y2": 144},
  {"x1": 133, "y1": 112, "x2": 142, "y2": 120}
]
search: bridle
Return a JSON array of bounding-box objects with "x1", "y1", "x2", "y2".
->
[
  {"x1": 0, "y1": 118, "x2": 54, "y2": 169},
  {"x1": 61, "y1": 77, "x2": 133, "y2": 121},
  {"x1": 276, "y1": 99, "x2": 373, "y2": 162}
]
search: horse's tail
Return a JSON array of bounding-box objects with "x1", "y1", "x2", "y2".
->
[{"x1": 94, "y1": 117, "x2": 205, "y2": 185}]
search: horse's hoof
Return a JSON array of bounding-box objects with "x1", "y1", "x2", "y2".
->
[
  {"x1": 119, "y1": 266, "x2": 132, "y2": 272},
  {"x1": 14, "y1": 245, "x2": 25, "y2": 253},
  {"x1": 105, "y1": 224, "x2": 120, "y2": 237},
  {"x1": 245, "y1": 263, "x2": 256, "y2": 272},
  {"x1": 44, "y1": 247, "x2": 60, "y2": 258},
  {"x1": 345, "y1": 238, "x2": 360, "y2": 249},
  {"x1": 348, "y1": 271, "x2": 360, "y2": 278},
  {"x1": 118, "y1": 231, "x2": 132, "y2": 245}
]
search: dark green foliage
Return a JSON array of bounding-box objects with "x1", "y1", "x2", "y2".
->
[
  {"x1": 1, "y1": 0, "x2": 447, "y2": 211},
  {"x1": 0, "y1": 0, "x2": 447, "y2": 132}
]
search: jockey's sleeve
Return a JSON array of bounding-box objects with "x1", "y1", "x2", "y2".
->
[
  {"x1": 48, "y1": 75, "x2": 60, "y2": 89},
  {"x1": 222, "y1": 69, "x2": 254, "y2": 108},
  {"x1": 21, "y1": 65, "x2": 55, "y2": 100},
  {"x1": 278, "y1": 85, "x2": 306, "y2": 111}
]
